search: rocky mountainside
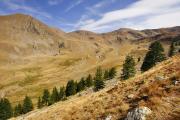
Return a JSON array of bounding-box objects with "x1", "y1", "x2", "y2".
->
[{"x1": 0, "y1": 13, "x2": 179, "y2": 107}]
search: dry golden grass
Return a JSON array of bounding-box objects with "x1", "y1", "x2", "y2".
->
[
  {"x1": 10, "y1": 55, "x2": 180, "y2": 120},
  {"x1": 0, "y1": 14, "x2": 179, "y2": 120},
  {"x1": 0, "y1": 14, "x2": 174, "y2": 106}
]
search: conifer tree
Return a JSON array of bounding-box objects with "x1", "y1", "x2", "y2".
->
[
  {"x1": 85, "y1": 74, "x2": 93, "y2": 87},
  {"x1": 77, "y1": 77, "x2": 86, "y2": 92},
  {"x1": 65, "y1": 80, "x2": 77, "y2": 96},
  {"x1": 104, "y1": 70, "x2": 109, "y2": 80},
  {"x1": 59, "y1": 86, "x2": 66, "y2": 100},
  {"x1": 109, "y1": 67, "x2": 116, "y2": 79},
  {"x1": 141, "y1": 41, "x2": 166, "y2": 72},
  {"x1": 0, "y1": 98, "x2": 13, "y2": 120},
  {"x1": 22, "y1": 96, "x2": 33, "y2": 114},
  {"x1": 121, "y1": 56, "x2": 136, "y2": 80},
  {"x1": 42, "y1": 89, "x2": 50, "y2": 106},
  {"x1": 94, "y1": 67, "x2": 105, "y2": 91},
  {"x1": 37, "y1": 97, "x2": 43, "y2": 109},
  {"x1": 169, "y1": 41, "x2": 176, "y2": 57},
  {"x1": 50, "y1": 87, "x2": 59, "y2": 104},
  {"x1": 14, "y1": 103, "x2": 22, "y2": 117}
]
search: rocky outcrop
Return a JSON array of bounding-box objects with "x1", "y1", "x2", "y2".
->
[{"x1": 125, "y1": 107, "x2": 152, "y2": 120}]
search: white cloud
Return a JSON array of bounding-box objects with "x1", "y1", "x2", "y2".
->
[
  {"x1": 138, "y1": 11, "x2": 180, "y2": 29},
  {"x1": 76, "y1": 0, "x2": 180, "y2": 32},
  {"x1": 65, "y1": 0, "x2": 84, "y2": 12}
]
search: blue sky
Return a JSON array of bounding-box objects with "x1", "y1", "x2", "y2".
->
[{"x1": 0, "y1": 0, "x2": 180, "y2": 33}]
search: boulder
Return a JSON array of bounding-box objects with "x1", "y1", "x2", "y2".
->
[{"x1": 125, "y1": 107, "x2": 152, "y2": 120}]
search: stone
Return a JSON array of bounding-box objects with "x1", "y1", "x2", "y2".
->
[
  {"x1": 127, "y1": 94, "x2": 135, "y2": 99},
  {"x1": 155, "y1": 76, "x2": 165, "y2": 81},
  {"x1": 125, "y1": 107, "x2": 152, "y2": 120},
  {"x1": 172, "y1": 79, "x2": 179, "y2": 85},
  {"x1": 105, "y1": 115, "x2": 112, "y2": 120}
]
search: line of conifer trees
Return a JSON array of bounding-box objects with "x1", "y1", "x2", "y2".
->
[
  {"x1": 0, "y1": 96, "x2": 33, "y2": 120},
  {"x1": 37, "y1": 67, "x2": 117, "y2": 108},
  {"x1": 0, "y1": 67, "x2": 117, "y2": 120}
]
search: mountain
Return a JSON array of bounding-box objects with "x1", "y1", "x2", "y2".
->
[
  {"x1": 0, "y1": 14, "x2": 179, "y2": 64},
  {"x1": 0, "y1": 13, "x2": 179, "y2": 107},
  {"x1": 11, "y1": 55, "x2": 180, "y2": 120}
]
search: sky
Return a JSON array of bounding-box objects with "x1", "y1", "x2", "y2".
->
[{"x1": 0, "y1": 0, "x2": 180, "y2": 33}]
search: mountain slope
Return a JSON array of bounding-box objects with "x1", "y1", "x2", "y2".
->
[
  {"x1": 11, "y1": 55, "x2": 180, "y2": 120},
  {"x1": 0, "y1": 13, "x2": 179, "y2": 106}
]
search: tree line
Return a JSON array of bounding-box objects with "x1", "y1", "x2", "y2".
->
[
  {"x1": 0, "y1": 67, "x2": 117, "y2": 119},
  {"x1": 37, "y1": 66, "x2": 117, "y2": 108},
  {"x1": 0, "y1": 96, "x2": 33, "y2": 120}
]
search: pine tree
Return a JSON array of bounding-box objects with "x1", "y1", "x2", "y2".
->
[
  {"x1": 77, "y1": 77, "x2": 86, "y2": 92},
  {"x1": 109, "y1": 67, "x2": 116, "y2": 79},
  {"x1": 141, "y1": 41, "x2": 166, "y2": 72},
  {"x1": 42, "y1": 89, "x2": 50, "y2": 106},
  {"x1": 14, "y1": 103, "x2": 22, "y2": 117},
  {"x1": 94, "y1": 67, "x2": 105, "y2": 91},
  {"x1": 59, "y1": 86, "x2": 66, "y2": 100},
  {"x1": 169, "y1": 41, "x2": 176, "y2": 57},
  {"x1": 50, "y1": 87, "x2": 59, "y2": 104},
  {"x1": 104, "y1": 70, "x2": 109, "y2": 80},
  {"x1": 0, "y1": 98, "x2": 13, "y2": 120},
  {"x1": 22, "y1": 96, "x2": 33, "y2": 114},
  {"x1": 121, "y1": 56, "x2": 136, "y2": 80},
  {"x1": 37, "y1": 97, "x2": 43, "y2": 109},
  {"x1": 85, "y1": 74, "x2": 93, "y2": 87},
  {"x1": 65, "y1": 80, "x2": 77, "y2": 96}
]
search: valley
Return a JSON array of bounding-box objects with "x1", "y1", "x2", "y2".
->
[{"x1": 0, "y1": 14, "x2": 179, "y2": 120}]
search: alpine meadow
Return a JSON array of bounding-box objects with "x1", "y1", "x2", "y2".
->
[{"x1": 0, "y1": 0, "x2": 180, "y2": 120}]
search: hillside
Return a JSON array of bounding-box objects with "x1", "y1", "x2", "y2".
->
[
  {"x1": 11, "y1": 55, "x2": 180, "y2": 120},
  {"x1": 0, "y1": 13, "x2": 179, "y2": 106}
]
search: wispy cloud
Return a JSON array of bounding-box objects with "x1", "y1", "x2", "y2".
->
[
  {"x1": 73, "y1": 0, "x2": 118, "y2": 31},
  {"x1": 65, "y1": 0, "x2": 84, "y2": 12},
  {"x1": 48, "y1": 0, "x2": 63, "y2": 6},
  {"x1": 93, "y1": 0, "x2": 117, "y2": 9},
  {"x1": 76, "y1": 0, "x2": 180, "y2": 32},
  {"x1": 1, "y1": 0, "x2": 52, "y2": 19},
  {"x1": 85, "y1": 0, "x2": 117, "y2": 16}
]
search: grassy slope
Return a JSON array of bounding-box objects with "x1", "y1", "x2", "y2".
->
[
  {"x1": 11, "y1": 55, "x2": 180, "y2": 120},
  {"x1": 0, "y1": 14, "x2": 175, "y2": 106},
  {"x1": 0, "y1": 39, "x2": 144, "y2": 105}
]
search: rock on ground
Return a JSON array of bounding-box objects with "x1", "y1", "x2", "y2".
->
[{"x1": 125, "y1": 107, "x2": 152, "y2": 120}]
